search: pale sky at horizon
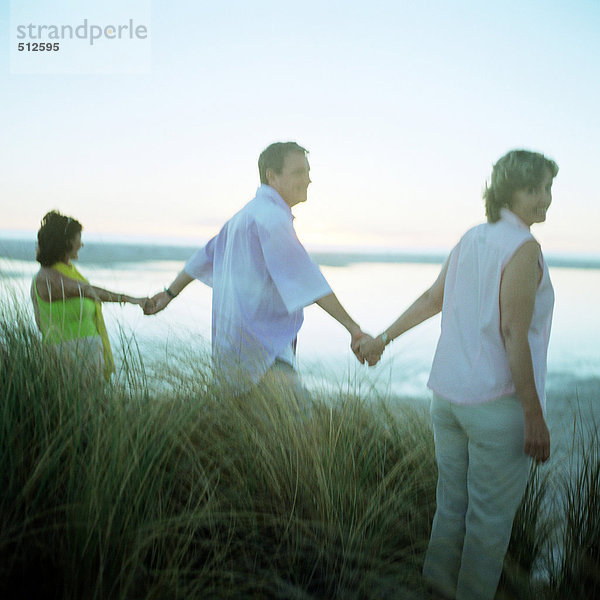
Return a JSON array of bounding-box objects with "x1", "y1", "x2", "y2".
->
[{"x1": 2, "y1": 0, "x2": 599, "y2": 253}]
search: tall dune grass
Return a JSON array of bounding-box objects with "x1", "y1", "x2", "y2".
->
[{"x1": 1, "y1": 295, "x2": 598, "y2": 599}]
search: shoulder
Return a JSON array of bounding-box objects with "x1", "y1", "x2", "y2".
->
[
  {"x1": 509, "y1": 239, "x2": 541, "y2": 265},
  {"x1": 35, "y1": 266, "x2": 58, "y2": 286},
  {"x1": 452, "y1": 222, "x2": 490, "y2": 255},
  {"x1": 229, "y1": 196, "x2": 285, "y2": 223},
  {"x1": 470, "y1": 219, "x2": 534, "y2": 251},
  {"x1": 33, "y1": 267, "x2": 54, "y2": 301},
  {"x1": 502, "y1": 241, "x2": 541, "y2": 287},
  {"x1": 491, "y1": 217, "x2": 535, "y2": 242},
  {"x1": 501, "y1": 240, "x2": 542, "y2": 298},
  {"x1": 218, "y1": 202, "x2": 257, "y2": 238},
  {"x1": 254, "y1": 201, "x2": 292, "y2": 233},
  {"x1": 460, "y1": 221, "x2": 486, "y2": 240}
]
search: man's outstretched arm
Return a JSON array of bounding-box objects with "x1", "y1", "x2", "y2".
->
[
  {"x1": 144, "y1": 269, "x2": 194, "y2": 315},
  {"x1": 315, "y1": 293, "x2": 372, "y2": 364}
]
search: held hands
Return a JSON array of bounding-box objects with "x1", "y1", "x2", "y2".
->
[
  {"x1": 130, "y1": 297, "x2": 150, "y2": 308},
  {"x1": 350, "y1": 330, "x2": 370, "y2": 365},
  {"x1": 119, "y1": 295, "x2": 150, "y2": 310},
  {"x1": 359, "y1": 335, "x2": 386, "y2": 367},
  {"x1": 350, "y1": 330, "x2": 385, "y2": 367},
  {"x1": 143, "y1": 291, "x2": 172, "y2": 316}
]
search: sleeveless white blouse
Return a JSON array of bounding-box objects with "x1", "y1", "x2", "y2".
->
[{"x1": 427, "y1": 209, "x2": 554, "y2": 411}]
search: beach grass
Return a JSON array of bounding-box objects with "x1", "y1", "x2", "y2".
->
[{"x1": 1, "y1": 296, "x2": 599, "y2": 599}]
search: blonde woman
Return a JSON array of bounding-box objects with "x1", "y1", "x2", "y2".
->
[
  {"x1": 31, "y1": 211, "x2": 148, "y2": 381},
  {"x1": 359, "y1": 150, "x2": 558, "y2": 600}
]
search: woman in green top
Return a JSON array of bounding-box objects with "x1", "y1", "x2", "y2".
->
[{"x1": 31, "y1": 211, "x2": 148, "y2": 380}]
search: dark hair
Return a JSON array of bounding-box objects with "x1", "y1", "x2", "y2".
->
[
  {"x1": 258, "y1": 141, "x2": 308, "y2": 184},
  {"x1": 483, "y1": 150, "x2": 559, "y2": 223},
  {"x1": 36, "y1": 211, "x2": 83, "y2": 267}
]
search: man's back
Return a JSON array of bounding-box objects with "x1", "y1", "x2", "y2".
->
[{"x1": 185, "y1": 185, "x2": 332, "y2": 384}]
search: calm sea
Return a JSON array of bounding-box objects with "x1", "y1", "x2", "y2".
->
[{"x1": 1, "y1": 237, "x2": 599, "y2": 408}]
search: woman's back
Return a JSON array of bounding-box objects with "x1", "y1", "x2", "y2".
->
[
  {"x1": 428, "y1": 208, "x2": 554, "y2": 407},
  {"x1": 32, "y1": 271, "x2": 98, "y2": 343}
]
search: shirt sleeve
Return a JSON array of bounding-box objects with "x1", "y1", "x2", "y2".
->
[
  {"x1": 256, "y1": 218, "x2": 332, "y2": 314},
  {"x1": 184, "y1": 236, "x2": 216, "y2": 287}
]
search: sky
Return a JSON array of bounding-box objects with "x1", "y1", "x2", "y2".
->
[{"x1": 1, "y1": 0, "x2": 599, "y2": 253}]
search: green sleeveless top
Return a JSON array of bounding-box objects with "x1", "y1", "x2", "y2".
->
[{"x1": 34, "y1": 275, "x2": 99, "y2": 344}]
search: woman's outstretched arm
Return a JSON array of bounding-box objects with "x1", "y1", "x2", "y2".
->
[
  {"x1": 35, "y1": 268, "x2": 147, "y2": 306},
  {"x1": 359, "y1": 257, "x2": 449, "y2": 365}
]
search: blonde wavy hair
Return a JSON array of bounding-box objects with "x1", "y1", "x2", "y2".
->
[{"x1": 484, "y1": 150, "x2": 559, "y2": 223}]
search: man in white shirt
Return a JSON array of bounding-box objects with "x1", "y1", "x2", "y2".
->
[{"x1": 145, "y1": 141, "x2": 369, "y2": 391}]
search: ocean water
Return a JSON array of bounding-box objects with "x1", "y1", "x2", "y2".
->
[
  {"x1": 3, "y1": 240, "x2": 597, "y2": 546},
  {"x1": 1, "y1": 239, "x2": 599, "y2": 405}
]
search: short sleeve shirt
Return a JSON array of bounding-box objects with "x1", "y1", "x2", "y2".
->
[{"x1": 184, "y1": 185, "x2": 332, "y2": 384}]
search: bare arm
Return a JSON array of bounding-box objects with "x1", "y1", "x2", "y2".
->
[
  {"x1": 144, "y1": 269, "x2": 194, "y2": 315},
  {"x1": 315, "y1": 292, "x2": 369, "y2": 364},
  {"x1": 86, "y1": 284, "x2": 142, "y2": 304},
  {"x1": 360, "y1": 258, "x2": 449, "y2": 363},
  {"x1": 35, "y1": 268, "x2": 147, "y2": 305},
  {"x1": 500, "y1": 240, "x2": 550, "y2": 463},
  {"x1": 316, "y1": 292, "x2": 361, "y2": 335}
]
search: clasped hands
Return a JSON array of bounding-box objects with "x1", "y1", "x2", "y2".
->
[
  {"x1": 116, "y1": 292, "x2": 170, "y2": 314},
  {"x1": 142, "y1": 290, "x2": 172, "y2": 315},
  {"x1": 120, "y1": 295, "x2": 151, "y2": 309},
  {"x1": 140, "y1": 296, "x2": 390, "y2": 368},
  {"x1": 351, "y1": 330, "x2": 388, "y2": 367}
]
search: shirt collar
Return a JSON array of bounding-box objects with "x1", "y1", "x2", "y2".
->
[
  {"x1": 256, "y1": 185, "x2": 293, "y2": 218},
  {"x1": 500, "y1": 207, "x2": 529, "y2": 230}
]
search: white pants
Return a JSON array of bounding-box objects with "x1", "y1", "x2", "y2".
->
[{"x1": 423, "y1": 394, "x2": 530, "y2": 600}]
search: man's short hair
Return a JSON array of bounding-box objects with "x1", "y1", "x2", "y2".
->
[{"x1": 258, "y1": 142, "x2": 308, "y2": 184}]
